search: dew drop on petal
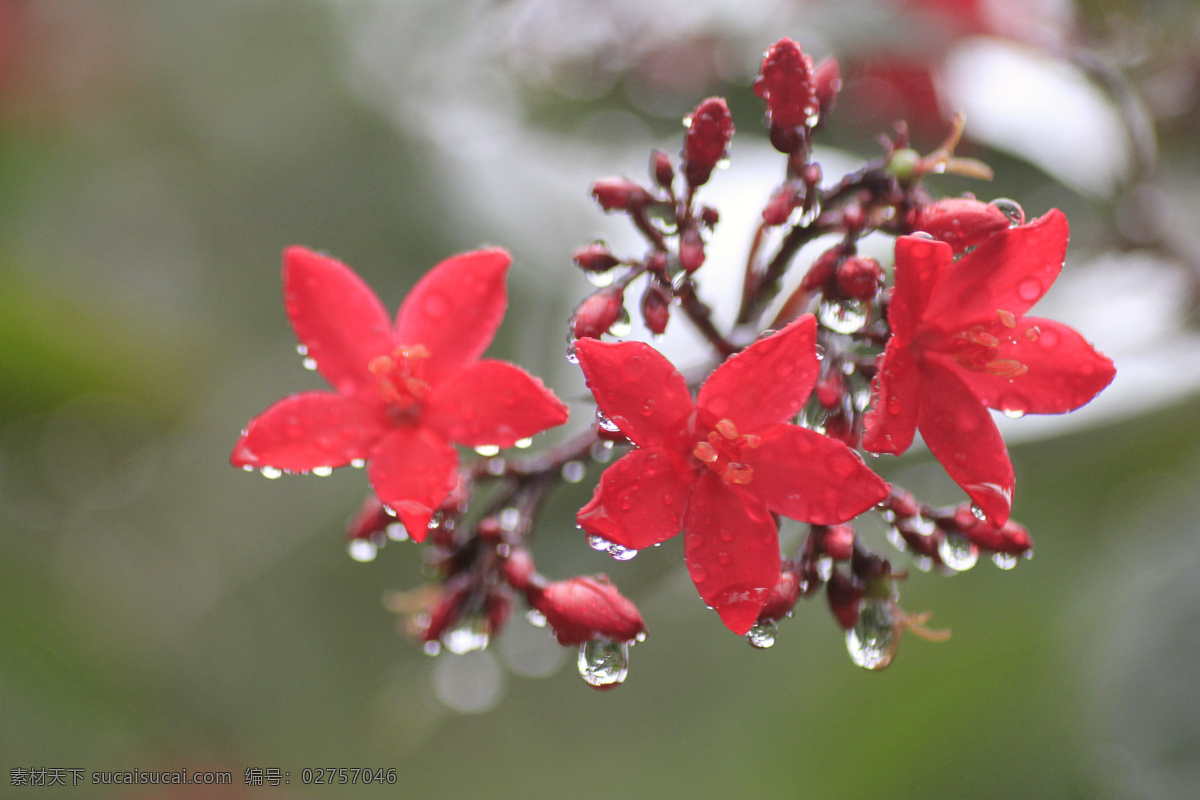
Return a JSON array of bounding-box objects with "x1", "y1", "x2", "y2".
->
[
  {"x1": 1017, "y1": 278, "x2": 1042, "y2": 302},
  {"x1": 348, "y1": 539, "x2": 377, "y2": 562},
  {"x1": 847, "y1": 598, "x2": 897, "y2": 670},
  {"x1": 578, "y1": 638, "x2": 629, "y2": 689},
  {"x1": 992, "y1": 552, "x2": 1020, "y2": 570},
  {"x1": 302, "y1": 357, "x2": 318, "y2": 371},
  {"x1": 561, "y1": 461, "x2": 586, "y2": 483},
  {"x1": 311, "y1": 466, "x2": 333, "y2": 477},
  {"x1": 350, "y1": 458, "x2": 366, "y2": 469},
  {"x1": 990, "y1": 198, "x2": 1025, "y2": 226},
  {"x1": 938, "y1": 531, "x2": 979, "y2": 571},
  {"x1": 515, "y1": 437, "x2": 534, "y2": 449},
  {"x1": 474, "y1": 444, "x2": 501, "y2": 457},
  {"x1": 746, "y1": 619, "x2": 778, "y2": 649},
  {"x1": 565, "y1": 343, "x2": 579, "y2": 364}
]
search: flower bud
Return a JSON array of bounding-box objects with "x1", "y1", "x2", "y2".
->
[
  {"x1": 763, "y1": 183, "x2": 799, "y2": 226},
  {"x1": 572, "y1": 286, "x2": 625, "y2": 339},
  {"x1": 757, "y1": 561, "x2": 802, "y2": 622},
  {"x1": 573, "y1": 243, "x2": 620, "y2": 273},
  {"x1": 911, "y1": 197, "x2": 1010, "y2": 252},
  {"x1": 835, "y1": 256, "x2": 884, "y2": 301},
  {"x1": 826, "y1": 570, "x2": 864, "y2": 630},
  {"x1": 592, "y1": 177, "x2": 650, "y2": 212},
  {"x1": 698, "y1": 205, "x2": 720, "y2": 228},
  {"x1": 640, "y1": 282, "x2": 672, "y2": 335},
  {"x1": 502, "y1": 546, "x2": 538, "y2": 591},
  {"x1": 800, "y1": 245, "x2": 843, "y2": 293},
  {"x1": 527, "y1": 575, "x2": 646, "y2": 646},
  {"x1": 683, "y1": 97, "x2": 735, "y2": 189},
  {"x1": 952, "y1": 504, "x2": 1033, "y2": 555},
  {"x1": 814, "y1": 56, "x2": 841, "y2": 122},
  {"x1": 650, "y1": 149, "x2": 674, "y2": 189},
  {"x1": 816, "y1": 370, "x2": 844, "y2": 409},
  {"x1": 822, "y1": 524, "x2": 856, "y2": 561},
  {"x1": 347, "y1": 493, "x2": 391, "y2": 541},
  {"x1": 679, "y1": 227, "x2": 706, "y2": 273},
  {"x1": 755, "y1": 38, "x2": 818, "y2": 150}
]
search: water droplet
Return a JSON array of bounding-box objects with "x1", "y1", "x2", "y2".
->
[
  {"x1": 587, "y1": 534, "x2": 638, "y2": 561},
  {"x1": 609, "y1": 308, "x2": 633, "y2": 337},
  {"x1": 1002, "y1": 408, "x2": 1026, "y2": 419},
  {"x1": 350, "y1": 458, "x2": 366, "y2": 468},
  {"x1": 474, "y1": 444, "x2": 501, "y2": 457},
  {"x1": 992, "y1": 552, "x2": 1020, "y2": 570},
  {"x1": 561, "y1": 461, "x2": 586, "y2": 483},
  {"x1": 241, "y1": 464, "x2": 254, "y2": 472},
  {"x1": 970, "y1": 503, "x2": 987, "y2": 521},
  {"x1": 303, "y1": 357, "x2": 318, "y2": 371},
  {"x1": 938, "y1": 531, "x2": 979, "y2": 571},
  {"x1": 596, "y1": 410, "x2": 621, "y2": 433},
  {"x1": 487, "y1": 457, "x2": 506, "y2": 475},
  {"x1": 386, "y1": 522, "x2": 408, "y2": 541},
  {"x1": 846, "y1": 598, "x2": 897, "y2": 670},
  {"x1": 578, "y1": 638, "x2": 629, "y2": 688},
  {"x1": 423, "y1": 641, "x2": 442, "y2": 656},
  {"x1": 746, "y1": 619, "x2": 778, "y2": 649},
  {"x1": 1017, "y1": 278, "x2": 1041, "y2": 302},
  {"x1": 441, "y1": 617, "x2": 491, "y2": 655},
  {"x1": 526, "y1": 609, "x2": 548, "y2": 628},
  {"x1": 515, "y1": 437, "x2": 534, "y2": 449},
  {"x1": 348, "y1": 539, "x2": 377, "y2": 562},
  {"x1": 818, "y1": 298, "x2": 870, "y2": 334},
  {"x1": 295, "y1": 344, "x2": 309, "y2": 357},
  {"x1": 259, "y1": 466, "x2": 283, "y2": 480},
  {"x1": 311, "y1": 466, "x2": 333, "y2": 477},
  {"x1": 886, "y1": 526, "x2": 907, "y2": 552},
  {"x1": 990, "y1": 198, "x2": 1025, "y2": 226},
  {"x1": 591, "y1": 440, "x2": 615, "y2": 463},
  {"x1": 816, "y1": 555, "x2": 834, "y2": 581},
  {"x1": 565, "y1": 343, "x2": 579, "y2": 364},
  {"x1": 912, "y1": 555, "x2": 934, "y2": 572},
  {"x1": 586, "y1": 270, "x2": 615, "y2": 288},
  {"x1": 498, "y1": 507, "x2": 521, "y2": 532}
]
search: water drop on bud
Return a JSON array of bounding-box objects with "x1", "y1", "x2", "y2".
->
[
  {"x1": 578, "y1": 638, "x2": 629, "y2": 689},
  {"x1": 938, "y1": 531, "x2": 979, "y2": 571},
  {"x1": 990, "y1": 198, "x2": 1025, "y2": 227},
  {"x1": 746, "y1": 619, "x2": 778, "y2": 649},
  {"x1": 441, "y1": 616, "x2": 491, "y2": 655},
  {"x1": 846, "y1": 598, "x2": 897, "y2": 670},
  {"x1": 682, "y1": 97, "x2": 734, "y2": 188}
]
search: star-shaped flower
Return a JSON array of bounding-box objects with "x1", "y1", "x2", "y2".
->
[
  {"x1": 232, "y1": 247, "x2": 569, "y2": 540},
  {"x1": 574, "y1": 316, "x2": 889, "y2": 635},
  {"x1": 863, "y1": 210, "x2": 1115, "y2": 523}
]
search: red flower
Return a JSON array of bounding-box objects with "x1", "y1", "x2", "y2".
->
[
  {"x1": 232, "y1": 247, "x2": 569, "y2": 540},
  {"x1": 863, "y1": 210, "x2": 1115, "y2": 523},
  {"x1": 574, "y1": 316, "x2": 889, "y2": 635},
  {"x1": 527, "y1": 575, "x2": 646, "y2": 647}
]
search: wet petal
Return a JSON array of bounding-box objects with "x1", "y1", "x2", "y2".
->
[
  {"x1": 924, "y1": 209, "x2": 1068, "y2": 330},
  {"x1": 283, "y1": 247, "x2": 394, "y2": 398},
  {"x1": 424, "y1": 359, "x2": 568, "y2": 448},
  {"x1": 576, "y1": 448, "x2": 694, "y2": 550},
  {"x1": 575, "y1": 338, "x2": 695, "y2": 448},
  {"x1": 889, "y1": 236, "x2": 954, "y2": 344},
  {"x1": 697, "y1": 315, "x2": 819, "y2": 431},
  {"x1": 367, "y1": 427, "x2": 459, "y2": 542},
  {"x1": 917, "y1": 362, "x2": 1014, "y2": 524},
  {"x1": 684, "y1": 473, "x2": 780, "y2": 635},
  {"x1": 748, "y1": 424, "x2": 888, "y2": 523},
  {"x1": 394, "y1": 248, "x2": 511, "y2": 387},
  {"x1": 949, "y1": 317, "x2": 1116, "y2": 415},
  {"x1": 862, "y1": 339, "x2": 921, "y2": 455},
  {"x1": 231, "y1": 391, "x2": 387, "y2": 472}
]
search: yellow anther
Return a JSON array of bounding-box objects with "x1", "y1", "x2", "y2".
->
[
  {"x1": 985, "y1": 359, "x2": 1028, "y2": 379},
  {"x1": 693, "y1": 442, "x2": 719, "y2": 463},
  {"x1": 722, "y1": 463, "x2": 754, "y2": 485},
  {"x1": 715, "y1": 418, "x2": 740, "y2": 440},
  {"x1": 996, "y1": 309, "x2": 1017, "y2": 328}
]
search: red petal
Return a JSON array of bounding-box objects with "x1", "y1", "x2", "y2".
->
[
  {"x1": 423, "y1": 359, "x2": 568, "y2": 447},
  {"x1": 574, "y1": 339, "x2": 695, "y2": 448},
  {"x1": 283, "y1": 247, "x2": 394, "y2": 398},
  {"x1": 862, "y1": 339, "x2": 921, "y2": 454},
  {"x1": 394, "y1": 249, "x2": 510, "y2": 387},
  {"x1": 747, "y1": 424, "x2": 888, "y2": 523},
  {"x1": 684, "y1": 473, "x2": 780, "y2": 635},
  {"x1": 697, "y1": 315, "x2": 818, "y2": 431},
  {"x1": 917, "y1": 362, "x2": 1014, "y2": 524},
  {"x1": 367, "y1": 427, "x2": 458, "y2": 542},
  {"x1": 231, "y1": 391, "x2": 388, "y2": 471},
  {"x1": 947, "y1": 317, "x2": 1115, "y2": 415},
  {"x1": 924, "y1": 209, "x2": 1068, "y2": 330},
  {"x1": 889, "y1": 236, "x2": 953, "y2": 344},
  {"x1": 576, "y1": 447, "x2": 694, "y2": 550}
]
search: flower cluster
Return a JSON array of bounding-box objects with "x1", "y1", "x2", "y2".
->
[{"x1": 234, "y1": 36, "x2": 1114, "y2": 689}]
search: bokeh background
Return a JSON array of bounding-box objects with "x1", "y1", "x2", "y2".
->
[{"x1": 3, "y1": 0, "x2": 1200, "y2": 797}]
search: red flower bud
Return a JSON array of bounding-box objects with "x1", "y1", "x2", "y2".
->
[
  {"x1": 683, "y1": 97, "x2": 734, "y2": 188},
  {"x1": 573, "y1": 243, "x2": 620, "y2": 273},
  {"x1": 800, "y1": 245, "x2": 843, "y2": 292},
  {"x1": 650, "y1": 149, "x2": 674, "y2": 189},
  {"x1": 835, "y1": 256, "x2": 884, "y2": 301},
  {"x1": 502, "y1": 546, "x2": 538, "y2": 591},
  {"x1": 826, "y1": 570, "x2": 864, "y2": 630},
  {"x1": 640, "y1": 283, "x2": 672, "y2": 335},
  {"x1": 758, "y1": 562, "x2": 802, "y2": 622},
  {"x1": 763, "y1": 183, "x2": 799, "y2": 226},
  {"x1": 528, "y1": 575, "x2": 646, "y2": 646},
  {"x1": 952, "y1": 504, "x2": 1033, "y2": 555},
  {"x1": 592, "y1": 177, "x2": 649, "y2": 212},
  {"x1": 755, "y1": 38, "x2": 818, "y2": 138},
  {"x1": 911, "y1": 197, "x2": 1010, "y2": 253},
  {"x1": 485, "y1": 586, "x2": 514, "y2": 637},
  {"x1": 814, "y1": 56, "x2": 841, "y2": 121},
  {"x1": 679, "y1": 227, "x2": 706, "y2": 273},
  {"x1": 822, "y1": 523, "x2": 856, "y2": 562},
  {"x1": 346, "y1": 493, "x2": 391, "y2": 541},
  {"x1": 572, "y1": 286, "x2": 625, "y2": 339},
  {"x1": 698, "y1": 205, "x2": 720, "y2": 228},
  {"x1": 816, "y1": 370, "x2": 845, "y2": 409}
]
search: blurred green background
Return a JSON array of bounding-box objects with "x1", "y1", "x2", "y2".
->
[{"x1": 3, "y1": 1, "x2": 1200, "y2": 798}]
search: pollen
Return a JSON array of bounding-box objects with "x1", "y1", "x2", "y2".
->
[
  {"x1": 996, "y1": 309, "x2": 1017, "y2": 328},
  {"x1": 695, "y1": 418, "x2": 760, "y2": 485},
  {"x1": 985, "y1": 359, "x2": 1028, "y2": 379}
]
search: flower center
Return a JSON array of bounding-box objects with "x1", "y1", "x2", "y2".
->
[
  {"x1": 368, "y1": 344, "x2": 431, "y2": 413},
  {"x1": 692, "y1": 418, "x2": 761, "y2": 485},
  {"x1": 948, "y1": 310, "x2": 1029, "y2": 378}
]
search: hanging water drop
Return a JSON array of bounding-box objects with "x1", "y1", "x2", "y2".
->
[
  {"x1": 350, "y1": 458, "x2": 366, "y2": 469},
  {"x1": 970, "y1": 503, "x2": 987, "y2": 521},
  {"x1": 296, "y1": 344, "x2": 308, "y2": 357},
  {"x1": 578, "y1": 638, "x2": 629, "y2": 688},
  {"x1": 992, "y1": 552, "x2": 1020, "y2": 570},
  {"x1": 746, "y1": 619, "x2": 778, "y2": 649},
  {"x1": 259, "y1": 466, "x2": 283, "y2": 479},
  {"x1": 515, "y1": 437, "x2": 534, "y2": 449},
  {"x1": 818, "y1": 298, "x2": 870, "y2": 334},
  {"x1": 423, "y1": 641, "x2": 442, "y2": 657},
  {"x1": 441, "y1": 617, "x2": 491, "y2": 655},
  {"x1": 587, "y1": 534, "x2": 638, "y2": 561},
  {"x1": 609, "y1": 307, "x2": 633, "y2": 337},
  {"x1": 311, "y1": 466, "x2": 333, "y2": 477},
  {"x1": 474, "y1": 444, "x2": 501, "y2": 457},
  {"x1": 302, "y1": 357, "x2": 318, "y2": 371},
  {"x1": 846, "y1": 598, "x2": 897, "y2": 670},
  {"x1": 565, "y1": 342, "x2": 579, "y2": 364},
  {"x1": 938, "y1": 531, "x2": 979, "y2": 571},
  {"x1": 347, "y1": 538, "x2": 378, "y2": 562},
  {"x1": 595, "y1": 409, "x2": 621, "y2": 433},
  {"x1": 586, "y1": 270, "x2": 615, "y2": 288},
  {"x1": 526, "y1": 609, "x2": 548, "y2": 628}
]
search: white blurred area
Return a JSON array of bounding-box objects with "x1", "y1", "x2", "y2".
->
[{"x1": 329, "y1": 0, "x2": 1195, "y2": 441}]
